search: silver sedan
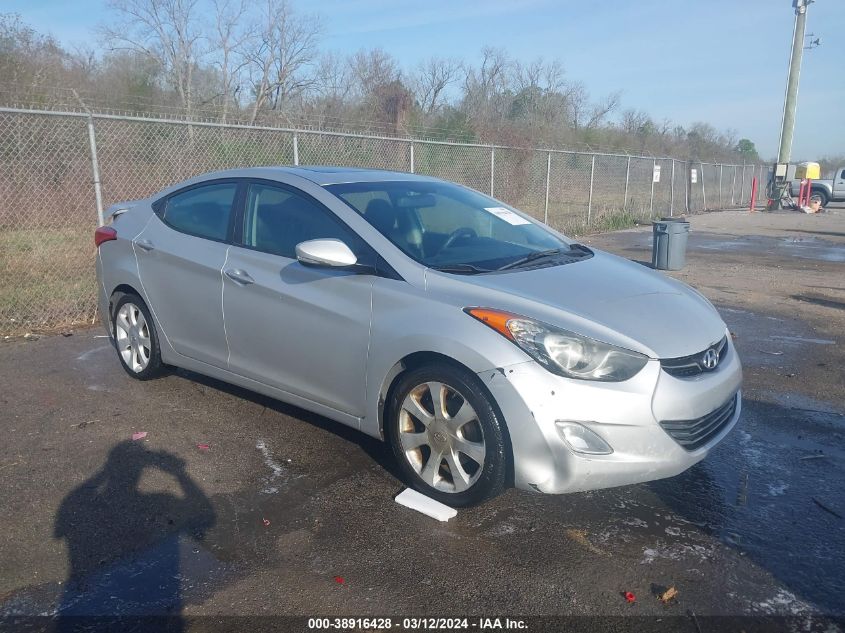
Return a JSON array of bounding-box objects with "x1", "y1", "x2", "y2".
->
[{"x1": 95, "y1": 167, "x2": 742, "y2": 506}]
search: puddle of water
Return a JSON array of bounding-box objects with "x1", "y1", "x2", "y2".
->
[
  {"x1": 692, "y1": 234, "x2": 845, "y2": 263},
  {"x1": 650, "y1": 397, "x2": 845, "y2": 613},
  {"x1": 76, "y1": 344, "x2": 112, "y2": 362},
  {"x1": 770, "y1": 335, "x2": 835, "y2": 345},
  {"x1": 766, "y1": 482, "x2": 789, "y2": 497},
  {"x1": 255, "y1": 439, "x2": 292, "y2": 494}
]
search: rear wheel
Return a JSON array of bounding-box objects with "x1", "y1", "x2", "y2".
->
[
  {"x1": 387, "y1": 363, "x2": 508, "y2": 507},
  {"x1": 111, "y1": 293, "x2": 166, "y2": 380},
  {"x1": 811, "y1": 188, "x2": 829, "y2": 207}
]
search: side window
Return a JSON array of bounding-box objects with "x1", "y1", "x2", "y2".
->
[
  {"x1": 164, "y1": 183, "x2": 237, "y2": 241},
  {"x1": 840, "y1": 169, "x2": 845, "y2": 180},
  {"x1": 242, "y1": 184, "x2": 362, "y2": 258}
]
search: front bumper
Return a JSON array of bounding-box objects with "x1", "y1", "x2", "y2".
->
[{"x1": 481, "y1": 336, "x2": 742, "y2": 494}]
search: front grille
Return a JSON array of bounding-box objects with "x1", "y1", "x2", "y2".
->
[
  {"x1": 659, "y1": 394, "x2": 738, "y2": 451},
  {"x1": 661, "y1": 336, "x2": 728, "y2": 377}
]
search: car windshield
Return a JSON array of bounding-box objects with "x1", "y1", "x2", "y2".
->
[{"x1": 326, "y1": 180, "x2": 576, "y2": 272}]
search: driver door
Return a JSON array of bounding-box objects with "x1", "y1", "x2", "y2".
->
[{"x1": 222, "y1": 181, "x2": 375, "y2": 418}]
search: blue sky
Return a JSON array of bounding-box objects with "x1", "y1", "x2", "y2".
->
[{"x1": 8, "y1": 0, "x2": 845, "y2": 159}]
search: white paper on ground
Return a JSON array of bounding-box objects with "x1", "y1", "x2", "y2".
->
[
  {"x1": 484, "y1": 206, "x2": 531, "y2": 226},
  {"x1": 394, "y1": 488, "x2": 458, "y2": 521}
]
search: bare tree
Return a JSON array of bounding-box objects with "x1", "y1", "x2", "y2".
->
[
  {"x1": 513, "y1": 58, "x2": 564, "y2": 94},
  {"x1": 313, "y1": 51, "x2": 353, "y2": 102},
  {"x1": 510, "y1": 57, "x2": 568, "y2": 131},
  {"x1": 345, "y1": 48, "x2": 402, "y2": 126},
  {"x1": 300, "y1": 51, "x2": 355, "y2": 127},
  {"x1": 564, "y1": 81, "x2": 619, "y2": 133},
  {"x1": 103, "y1": 0, "x2": 206, "y2": 119},
  {"x1": 564, "y1": 80, "x2": 588, "y2": 132},
  {"x1": 348, "y1": 48, "x2": 399, "y2": 97},
  {"x1": 0, "y1": 13, "x2": 68, "y2": 90},
  {"x1": 245, "y1": 0, "x2": 321, "y2": 124},
  {"x1": 586, "y1": 91, "x2": 620, "y2": 129},
  {"x1": 462, "y1": 46, "x2": 510, "y2": 123},
  {"x1": 211, "y1": 0, "x2": 249, "y2": 122},
  {"x1": 411, "y1": 57, "x2": 461, "y2": 115},
  {"x1": 620, "y1": 108, "x2": 650, "y2": 135}
]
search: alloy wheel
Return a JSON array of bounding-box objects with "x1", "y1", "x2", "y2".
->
[
  {"x1": 114, "y1": 302, "x2": 151, "y2": 373},
  {"x1": 398, "y1": 381, "x2": 486, "y2": 493}
]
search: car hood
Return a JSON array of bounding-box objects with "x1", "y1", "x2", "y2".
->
[{"x1": 427, "y1": 250, "x2": 726, "y2": 359}]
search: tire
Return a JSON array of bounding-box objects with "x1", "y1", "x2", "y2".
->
[
  {"x1": 386, "y1": 363, "x2": 508, "y2": 507},
  {"x1": 811, "y1": 188, "x2": 829, "y2": 207},
  {"x1": 111, "y1": 293, "x2": 166, "y2": 380}
]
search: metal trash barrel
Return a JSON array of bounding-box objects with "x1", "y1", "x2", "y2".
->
[{"x1": 651, "y1": 218, "x2": 690, "y2": 270}]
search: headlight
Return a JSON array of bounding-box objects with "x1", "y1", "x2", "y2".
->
[{"x1": 465, "y1": 308, "x2": 648, "y2": 382}]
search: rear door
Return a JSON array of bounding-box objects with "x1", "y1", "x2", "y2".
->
[
  {"x1": 222, "y1": 180, "x2": 374, "y2": 418},
  {"x1": 134, "y1": 180, "x2": 239, "y2": 368}
]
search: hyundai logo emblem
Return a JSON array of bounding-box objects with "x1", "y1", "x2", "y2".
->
[{"x1": 701, "y1": 348, "x2": 720, "y2": 370}]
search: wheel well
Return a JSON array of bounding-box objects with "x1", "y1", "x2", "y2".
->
[
  {"x1": 378, "y1": 351, "x2": 515, "y2": 486},
  {"x1": 109, "y1": 284, "x2": 141, "y2": 320}
]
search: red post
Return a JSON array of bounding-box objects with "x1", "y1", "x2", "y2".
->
[
  {"x1": 806, "y1": 178, "x2": 813, "y2": 205},
  {"x1": 798, "y1": 179, "x2": 806, "y2": 206},
  {"x1": 749, "y1": 177, "x2": 758, "y2": 212}
]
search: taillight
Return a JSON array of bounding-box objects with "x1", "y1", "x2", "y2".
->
[{"x1": 95, "y1": 226, "x2": 117, "y2": 247}]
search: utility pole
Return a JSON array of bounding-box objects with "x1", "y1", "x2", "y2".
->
[{"x1": 769, "y1": 0, "x2": 810, "y2": 209}]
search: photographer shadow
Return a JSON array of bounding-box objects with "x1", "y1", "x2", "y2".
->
[{"x1": 53, "y1": 440, "x2": 215, "y2": 630}]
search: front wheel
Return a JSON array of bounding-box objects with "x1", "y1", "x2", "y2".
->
[{"x1": 386, "y1": 364, "x2": 508, "y2": 507}]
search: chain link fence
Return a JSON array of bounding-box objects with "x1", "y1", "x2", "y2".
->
[{"x1": 0, "y1": 107, "x2": 767, "y2": 336}]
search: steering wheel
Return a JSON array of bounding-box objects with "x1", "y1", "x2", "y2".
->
[{"x1": 438, "y1": 227, "x2": 477, "y2": 254}]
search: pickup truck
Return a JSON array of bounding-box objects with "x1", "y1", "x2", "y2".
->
[{"x1": 788, "y1": 165, "x2": 845, "y2": 206}]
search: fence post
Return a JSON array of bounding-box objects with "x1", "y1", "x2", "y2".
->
[
  {"x1": 86, "y1": 115, "x2": 105, "y2": 226},
  {"x1": 701, "y1": 162, "x2": 707, "y2": 210},
  {"x1": 544, "y1": 152, "x2": 551, "y2": 224},
  {"x1": 623, "y1": 156, "x2": 631, "y2": 212},
  {"x1": 719, "y1": 164, "x2": 723, "y2": 208},
  {"x1": 292, "y1": 133, "x2": 299, "y2": 166},
  {"x1": 409, "y1": 141, "x2": 415, "y2": 173},
  {"x1": 731, "y1": 166, "x2": 737, "y2": 206},
  {"x1": 587, "y1": 154, "x2": 595, "y2": 225},
  {"x1": 670, "y1": 159, "x2": 675, "y2": 217},
  {"x1": 649, "y1": 159, "x2": 656, "y2": 217},
  {"x1": 739, "y1": 163, "x2": 746, "y2": 203},
  {"x1": 490, "y1": 146, "x2": 495, "y2": 197},
  {"x1": 685, "y1": 161, "x2": 690, "y2": 213}
]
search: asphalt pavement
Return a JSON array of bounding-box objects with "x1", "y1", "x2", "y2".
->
[{"x1": 1, "y1": 208, "x2": 843, "y2": 631}]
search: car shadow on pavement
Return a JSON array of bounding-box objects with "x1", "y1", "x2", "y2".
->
[
  {"x1": 52, "y1": 441, "x2": 215, "y2": 631},
  {"x1": 175, "y1": 368, "x2": 404, "y2": 482}
]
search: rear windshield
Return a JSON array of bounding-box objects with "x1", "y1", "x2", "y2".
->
[{"x1": 326, "y1": 180, "x2": 575, "y2": 272}]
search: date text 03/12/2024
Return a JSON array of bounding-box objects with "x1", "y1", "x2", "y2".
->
[{"x1": 307, "y1": 617, "x2": 528, "y2": 630}]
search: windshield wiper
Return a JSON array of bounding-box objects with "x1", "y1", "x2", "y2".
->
[
  {"x1": 497, "y1": 248, "x2": 565, "y2": 271},
  {"x1": 497, "y1": 244, "x2": 592, "y2": 271},
  {"x1": 430, "y1": 263, "x2": 493, "y2": 275}
]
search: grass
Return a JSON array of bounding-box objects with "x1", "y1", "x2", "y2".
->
[{"x1": 0, "y1": 226, "x2": 97, "y2": 335}]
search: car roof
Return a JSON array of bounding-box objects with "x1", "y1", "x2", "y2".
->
[{"x1": 189, "y1": 166, "x2": 440, "y2": 186}]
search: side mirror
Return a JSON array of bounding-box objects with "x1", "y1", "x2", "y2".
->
[{"x1": 295, "y1": 238, "x2": 357, "y2": 268}]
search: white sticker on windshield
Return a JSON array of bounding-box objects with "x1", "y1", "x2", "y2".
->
[{"x1": 484, "y1": 206, "x2": 531, "y2": 226}]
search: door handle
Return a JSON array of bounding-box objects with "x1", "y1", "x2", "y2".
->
[
  {"x1": 136, "y1": 239, "x2": 155, "y2": 252},
  {"x1": 224, "y1": 268, "x2": 255, "y2": 285}
]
